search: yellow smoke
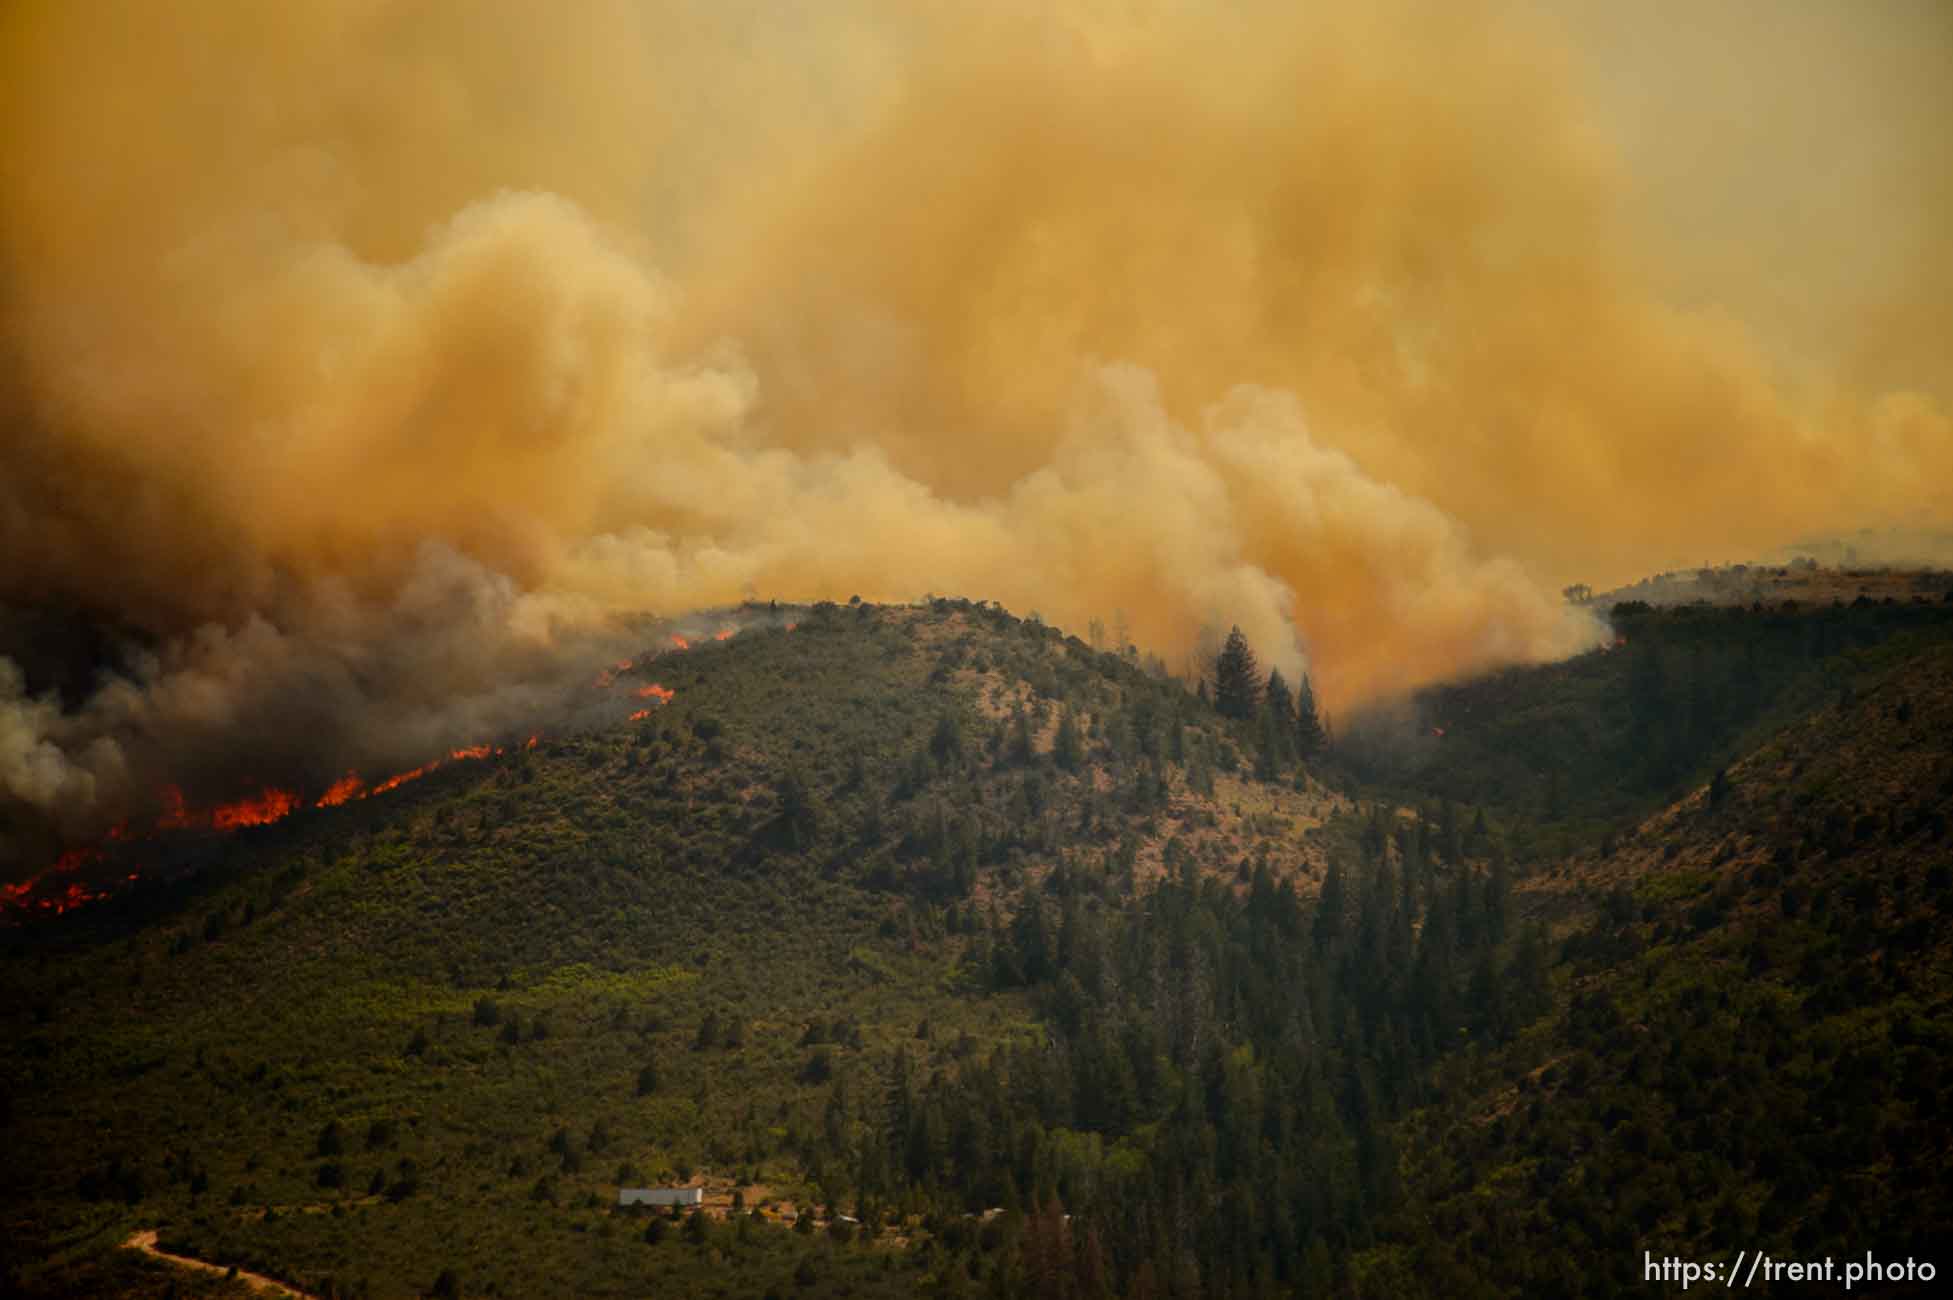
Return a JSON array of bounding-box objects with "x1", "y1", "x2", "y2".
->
[{"x1": 1, "y1": 0, "x2": 1948, "y2": 826}]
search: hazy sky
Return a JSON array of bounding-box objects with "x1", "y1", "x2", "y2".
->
[{"x1": 1, "y1": 0, "x2": 1947, "y2": 842}]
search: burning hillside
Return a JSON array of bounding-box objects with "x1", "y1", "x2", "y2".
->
[
  {"x1": 0, "y1": 738, "x2": 527, "y2": 921},
  {"x1": 2, "y1": 0, "x2": 1947, "y2": 882},
  {"x1": 0, "y1": 608, "x2": 753, "y2": 915}
]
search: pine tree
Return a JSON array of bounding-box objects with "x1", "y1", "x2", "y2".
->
[
  {"x1": 1294, "y1": 673, "x2": 1327, "y2": 759},
  {"x1": 1213, "y1": 627, "x2": 1261, "y2": 720},
  {"x1": 1264, "y1": 669, "x2": 1296, "y2": 735}
]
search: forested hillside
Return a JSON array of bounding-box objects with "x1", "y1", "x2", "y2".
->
[{"x1": 5, "y1": 594, "x2": 1952, "y2": 1298}]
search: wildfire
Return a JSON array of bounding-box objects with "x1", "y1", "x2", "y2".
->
[
  {"x1": 317, "y1": 772, "x2": 365, "y2": 807},
  {"x1": 714, "y1": 627, "x2": 735, "y2": 642},
  {"x1": 368, "y1": 760, "x2": 438, "y2": 797},
  {"x1": 154, "y1": 785, "x2": 302, "y2": 831},
  {"x1": 9, "y1": 737, "x2": 536, "y2": 923},
  {"x1": 212, "y1": 788, "x2": 299, "y2": 830},
  {"x1": 3, "y1": 872, "x2": 109, "y2": 918},
  {"x1": 593, "y1": 658, "x2": 638, "y2": 688},
  {"x1": 364, "y1": 742, "x2": 506, "y2": 798},
  {"x1": 629, "y1": 709, "x2": 651, "y2": 721},
  {"x1": 635, "y1": 683, "x2": 675, "y2": 703},
  {"x1": 669, "y1": 634, "x2": 691, "y2": 651},
  {"x1": 34, "y1": 882, "x2": 105, "y2": 916}
]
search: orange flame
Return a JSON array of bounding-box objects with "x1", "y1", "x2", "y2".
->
[
  {"x1": 629, "y1": 708, "x2": 651, "y2": 721},
  {"x1": 362, "y1": 742, "x2": 503, "y2": 798},
  {"x1": 368, "y1": 761, "x2": 437, "y2": 797},
  {"x1": 317, "y1": 772, "x2": 366, "y2": 807},
  {"x1": 714, "y1": 627, "x2": 735, "y2": 642},
  {"x1": 635, "y1": 683, "x2": 675, "y2": 702},
  {"x1": 669, "y1": 634, "x2": 690, "y2": 651},
  {"x1": 212, "y1": 788, "x2": 299, "y2": 830},
  {"x1": 5, "y1": 869, "x2": 108, "y2": 918},
  {"x1": 6, "y1": 737, "x2": 536, "y2": 922}
]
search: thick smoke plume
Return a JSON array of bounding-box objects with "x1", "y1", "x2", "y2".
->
[{"x1": 2, "y1": 0, "x2": 1948, "y2": 857}]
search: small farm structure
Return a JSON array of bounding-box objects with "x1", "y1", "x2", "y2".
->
[{"x1": 618, "y1": 1187, "x2": 703, "y2": 1207}]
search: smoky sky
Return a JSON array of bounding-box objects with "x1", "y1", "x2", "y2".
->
[{"x1": 1, "y1": 0, "x2": 1947, "y2": 854}]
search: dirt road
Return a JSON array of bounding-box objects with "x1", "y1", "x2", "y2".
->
[{"x1": 122, "y1": 1229, "x2": 318, "y2": 1299}]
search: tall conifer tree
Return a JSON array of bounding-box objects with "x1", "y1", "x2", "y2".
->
[{"x1": 1213, "y1": 627, "x2": 1261, "y2": 720}]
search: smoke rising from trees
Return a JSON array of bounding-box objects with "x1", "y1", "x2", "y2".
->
[{"x1": 1, "y1": 0, "x2": 1946, "y2": 849}]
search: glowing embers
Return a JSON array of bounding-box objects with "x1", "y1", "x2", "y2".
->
[
  {"x1": 1, "y1": 844, "x2": 113, "y2": 917},
  {"x1": 18, "y1": 880, "x2": 108, "y2": 916}
]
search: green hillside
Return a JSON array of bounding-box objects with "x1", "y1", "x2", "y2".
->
[
  {"x1": 5, "y1": 594, "x2": 1953, "y2": 1298},
  {"x1": 1384, "y1": 638, "x2": 1953, "y2": 1296}
]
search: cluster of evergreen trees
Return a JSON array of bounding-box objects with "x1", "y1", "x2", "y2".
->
[
  {"x1": 1210, "y1": 626, "x2": 1327, "y2": 780},
  {"x1": 796, "y1": 813, "x2": 1547, "y2": 1296}
]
